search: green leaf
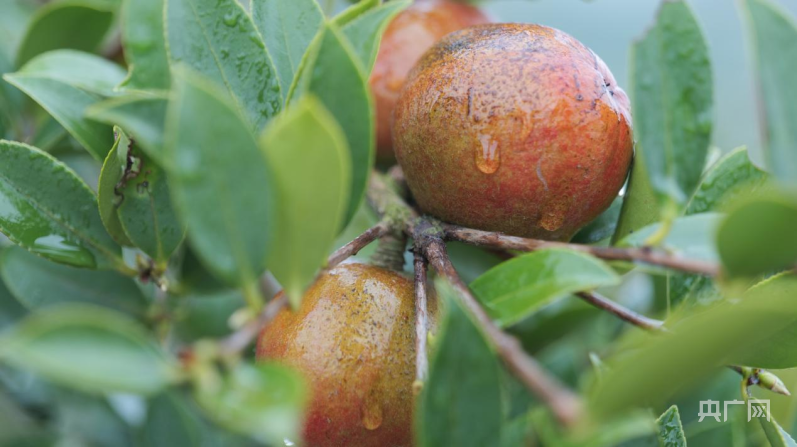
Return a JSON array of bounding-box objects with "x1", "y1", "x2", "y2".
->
[
  {"x1": 470, "y1": 248, "x2": 620, "y2": 327},
  {"x1": 143, "y1": 393, "x2": 204, "y2": 447},
  {"x1": 165, "y1": 68, "x2": 276, "y2": 287},
  {"x1": 717, "y1": 194, "x2": 797, "y2": 277},
  {"x1": 332, "y1": 0, "x2": 378, "y2": 27},
  {"x1": 341, "y1": 0, "x2": 411, "y2": 72},
  {"x1": 742, "y1": 0, "x2": 797, "y2": 187},
  {"x1": 16, "y1": 0, "x2": 115, "y2": 66},
  {"x1": 251, "y1": 0, "x2": 324, "y2": 102},
  {"x1": 87, "y1": 94, "x2": 168, "y2": 164},
  {"x1": 98, "y1": 130, "x2": 135, "y2": 246},
  {"x1": 0, "y1": 246, "x2": 146, "y2": 314},
  {"x1": 291, "y1": 23, "x2": 374, "y2": 227},
  {"x1": 165, "y1": 0, "x2": 281, "y2": 130},
  {"x1": 613, "y1": 154, "x2": 660, "y2": 242},
  {"x1": 418, "y1": 284, "x2": 504, "y2": 447},
  {"x1": 260, "y1": 97, "x2": 351, "y2": 307},
  {"x1": 173, "y1": 289, "x2": 245, "y2": 342},
  {"x1": 685, "y1": 147, "x2": 769, "y2": 215},
  {"x1": 590, "y1": 274, "x2": 797, "y2": 417},
  {"x1": 619, "y1": 213, "x2": 723, "y2": 265},
  {"x1": 0, "y1": 140, "x2": 125, "y2": 271},
  {"x1": 572, "y1": 196, "x2": 623, "y2": 245},
  {"x1": 0, "y1": 305, "x2": 180, "y2": 395},
  {"x1": 657, "y1": 405, "x2": 686, "y2": 447},
  {"x1": 760, "y1": 416, "x2": 797, "y2": 447},
  {"x1": 0, "y1": 0, "x2": 35, "y2": 59},
  {"x1": 194, "y1": 362, "x2": 306, "y2": 444},
  {"x1": 4, "y1": 64, "x2": 117, "y2": 160},
  {"x1": 616, "y1": 0, "x2": 713, "y2": 237},
  {"x1": 120, "y1": 0, "x2": 170, "y2": 91},
  {"x1": 13, "y1": 50, "x2": 126, "y2": 96},
  {"x1": 117, "y1": 149, "x2": 185, "y2": 265},
  {"x1": 0, "y1": 266, "x2": 27, "y2": 331}
]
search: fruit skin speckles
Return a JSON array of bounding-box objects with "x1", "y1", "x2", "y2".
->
[
  {"x1": 393, "y1": 23, "x2": 634, "y2": 241},
  {"x1": 370, "y1": 0, "x2": 490, "y2": 163},
  {"x1": 257, "y1": 263, "x2": 437, "y2": 447}
]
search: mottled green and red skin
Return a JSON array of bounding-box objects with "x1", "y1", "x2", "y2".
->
[
  {"x1": 257, "y1": 263, "x2": 435, "y2": 447},
  {"x1": 370, "y1": 0, "x2": 489, "y2": 162},
  {"x1": 393, "y1": 24, "x2": 634, "y2": 240}
]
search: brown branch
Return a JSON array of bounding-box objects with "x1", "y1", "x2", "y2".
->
[
  {"x1": 422, "y1": 237, "x2": 583, "y2": 427},
  {"x1": 444, "y1": 224, "x2": 720, "y2": 277},
  {"x1": 413, "y1": 249, "x2": 430, "y2": 387},
  {"x1": 577, "y1": 291, "x2": 665, "y2": 332},
  {"x1": 327, "y1": 221, "x2": 390, "y2": 269},
  {"x1": 220, "y1": 292, "x2": 287, "y2": 354}
]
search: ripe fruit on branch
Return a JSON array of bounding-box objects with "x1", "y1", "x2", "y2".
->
[
  {"x1": 370, "y1": 0, "x2": 490, "y2": 162},
  {"x1": 257, "y1": 263, "x2": 436, "y2": 447},
  {"x1": 393, "y1": 23, "x2": 634, "y2": 241}
]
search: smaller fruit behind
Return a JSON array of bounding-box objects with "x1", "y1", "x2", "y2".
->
[
  {"x1": 370, "y1": 0, "x2": 490, "y2": 162},
  {"x1": 393, "y1": 23, "x2": 634, "y2": 241},
  {"x1": 257, "y1": 263, "x2": 436, "y2": 447}
]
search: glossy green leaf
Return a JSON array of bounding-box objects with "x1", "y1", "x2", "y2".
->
[
  {"x1": 685, "y1": 147, "x2": 769, "y2": 215},
  {"x1": 16, "y1": 0, "x2": 115, "y2": 66},
  {"x1": 165, "y1": 0, "x2": 281, "y2": 130},
  {"x1": 619, "y1": 213, "x2": 723, "y2": 265},
  {"x1": 613, "y1": 154, "x2": 660, "y2": 242},
  {"x1": 590, "y1": 274, "x2": 797, "y2": 417},
  {"x1": 471, "y1": 248, "x2": 620, "y2": 327},
  {"x1": 117, "y1": 151, "x2": 184, "y2": 265},
  {"x1": 0, "y1": 246, "x2": 146, "y2": 314},
  {"x1": 341, "y1": 0, "x2": 410, "y2": 71},
  {"x1": 98, "y1": 130, "x2": 135, "y2": 246},
  {"x1": 251, "y1": 0, "x2": 324, "y2": 102},
  {"x1": 717, "y1": 195, "x2": 797, "y2": 277},
  {"x1": 87, "y1": 94, "x2": 168, "y2": 164},
  {"x1": 0, "y1": 305, "x2": 180, "y2": 395},
  {"x1": 0, "y1": 0, "x2": 35, "y2": 59},
  {"x1": 0, "y1": 140, "x2": 125, "y2": 271},
  {"x1": 194, "y1": 362, "x2": 306, "y2": 444},
  {"x1": 291, "y1": 23, "x2": 374, "y2": 227},
  {"x1": 14, "y1": 50, "x2": 126, "y2": 96},
  {"x1": 332, "y1": 0, "x2": 378, "y2": 26},
  {"x1": 166, "y1": 68, "x2": 276, "y2": 287},
  {"x1": 616, "y1": 0, "x2": 713, "y2": 238},
  {"x1": 760, "y1": 416, "x2": 797, "y2": 447},
  {"x1": 419, "y1": 285, "x2": 504, "y2": 447},
  {"x1": 670, "y1": 148, "x2": 768, "y2": 307},
  {"x1": 4, "y1": 68, "x2": 116, "y2": 160},
  {"x1": 260, "y1": 97, "x2": 350, "y2": 308},
  {"x1": 120, "y1": 0, "x2": 170, "y2": 91},
  {"x1": 742, "y1": 0, "x2": 797, "y2": 187},
  {"x1": 657, "y1": 405, "x2": 686, "y2": 447}
]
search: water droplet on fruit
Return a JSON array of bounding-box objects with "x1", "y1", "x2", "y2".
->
[
  {"x1": 223, "y1": 12, "x2": 239, "y2": 27},
  {"x1": 361, "y1": 395, "x2": 383, "y2": 430},
  {"x1": 476, "y1": 134, "x2": 500, "y2": 174}
]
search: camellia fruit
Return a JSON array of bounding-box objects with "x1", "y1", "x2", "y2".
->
[
  {"x1": 370, "y1": 0, "x2": 489, "y2": 161},
  {"x1": 257, "y1": 263, "x2": 436, "y2": 447},
  {"x1": 393, "y1": 24, "x2": 634, "y2": 241}
]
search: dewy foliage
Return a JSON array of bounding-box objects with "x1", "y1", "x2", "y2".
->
[{"x1": 0, "y1": 0, "x2": 795, "y2": 444}]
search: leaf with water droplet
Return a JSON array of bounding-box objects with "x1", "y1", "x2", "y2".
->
[
  {"x1": 0, "y1": 140, "x2": 125, "y2": 271},
  {"x1": 656, "y1": 406, "x2": 686, "y2": 447},
  {"x1": 165, "y1": 0, "x2": 281, "y2": 130},
  {"x1": 119, "y1": 0, "x2": 171, "y2": 91}
]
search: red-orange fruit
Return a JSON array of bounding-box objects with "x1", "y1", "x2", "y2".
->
[
  {"x1": 257, "y1": 263, "x2": 435, "y2": 447},
  {"x1": 370, "y1": 0, "x2": 489, "y2": 162},
  {"x1": 393, "y1": 23, "x2": 634, "y2": 241}
]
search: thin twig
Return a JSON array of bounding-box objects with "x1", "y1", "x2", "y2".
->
[
  {"x1": 413, "y1": 249, "x2": 430, "y2": 386},
  {"x1": 577, "y1": 291, "x2": 665, "y2": 332},
  {"x1": 220, "y1": 293, "x2": 288, "y2": 354},
  {"x1": 443, "y1": 224, "x2": 720, "y2": 277},
  {"x1": 423, "y1": 237, "x2": 583, "y2": 427},
  {"x1": 327, "y1": 221, "x2": 390, "y2": 269}
]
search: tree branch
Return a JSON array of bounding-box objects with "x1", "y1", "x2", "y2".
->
[
  {"x1": 413, "y1": 249, "x2": 430, "y2": 388},
  {"x1": 327, "y1": 221, "x2": 390, "y2": 269},
  {"x1": 220, "y1": 292, "x2": 287, "y2": 354},
  {"x1": 422, "y1": 236, "x2": 583, "y2": 427},
  {"x1": 444, "y1": 224, "x2": 720, "y2": 277},
  {"x1": 577, "y1": 291, "x2": 665, "y2": 332}
]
